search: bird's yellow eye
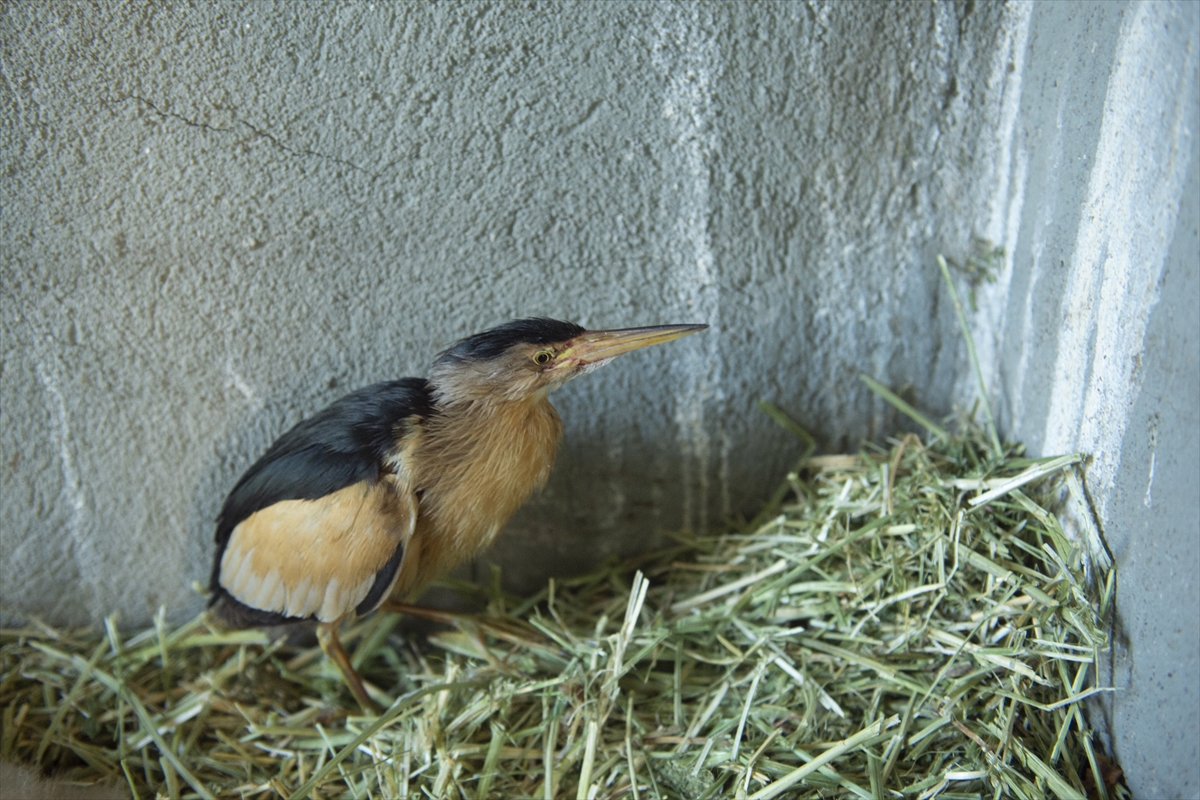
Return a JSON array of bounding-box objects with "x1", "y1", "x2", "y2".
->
[{"x1": 533, "y1": 350, "x2": 553, "y2": 366}]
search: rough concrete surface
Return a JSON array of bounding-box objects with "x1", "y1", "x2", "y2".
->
[{"x1": 1, "y1": 1, "x2": 1197, "y2": 796}]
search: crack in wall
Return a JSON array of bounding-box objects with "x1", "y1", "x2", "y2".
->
[{"x1": 115, "y1": 95, "x2": 376, "y2": 179}]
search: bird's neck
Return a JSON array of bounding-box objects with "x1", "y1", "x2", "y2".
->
[{"x1": 409, "y1": 394, "x2": 563, "y2": 581}]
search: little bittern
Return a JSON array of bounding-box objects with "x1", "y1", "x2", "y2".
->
[{"x1": 209, "y1": 318, "x2": 706, "y2": 710}]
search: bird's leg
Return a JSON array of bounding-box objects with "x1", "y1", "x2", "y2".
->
[
  {"x1": 376, "y1": 599, "x2": 462, "y2": 625},
  {"x1": 316, "y1": 621, "x2": 382, "y2": 714}
]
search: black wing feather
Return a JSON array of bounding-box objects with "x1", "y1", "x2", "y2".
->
[{"x1": 209, "y1": 378, "x2": 433, "y2": 609}]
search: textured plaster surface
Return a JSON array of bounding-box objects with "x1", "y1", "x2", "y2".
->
[
  {"x1": 972, "y1": 2, "x2": 1200, "y2": 796},
  {"x1": 1, "y1": 1, "x2": 1008, "y2": 624}
]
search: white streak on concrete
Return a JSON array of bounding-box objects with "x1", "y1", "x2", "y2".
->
[
  {"x1": 982, "y1": 2, "x2": 1033, "y2": 247},
  {"x1": 1043, "y1": 2, "x2": 1197, "y2": 530},
  {"x1": 969, "y1": 1, "x2": 1032, "y2": 413},
  {"x1": 653, "y1": 5, "x2": 723, "y2": 533},
  {"x1": 1011, "y1": 88, "x2": 1068, "y2": 429},
  {"x1": 226, "y1": 361, "x2": 265, "y2": 411},
  {"x1": 1003, "y1": 149, "x2": 1029, "y2": 287},
  {"x1": 1143, "y1": 449, "x2": 1156, "y2": 509},
  {"x1": 1143, "y1": 415, "x2": 1159, "y2": 509},
  {"x1": 35, "y1": 357, "x2": 99, "y2": 612},
  {"x1": 1003, "y1": 145, "x2": 1031, "y2": 422}
]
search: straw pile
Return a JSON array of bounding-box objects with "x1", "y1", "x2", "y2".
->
[
  {"x1": 2, "y1": 415, "x2": 1119, "y2": 799},
  {"x1": 2, "y1": 258, "x2": 1121, "y2": 799}
]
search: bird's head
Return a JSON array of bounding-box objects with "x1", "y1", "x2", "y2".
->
[{"x1": 430, "y1": 317, "x2": 707, "y2": 404}]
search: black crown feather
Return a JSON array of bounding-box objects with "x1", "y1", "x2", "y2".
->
[{"x1": 436, "y1": 318, "x2": 585, "y2": 364}]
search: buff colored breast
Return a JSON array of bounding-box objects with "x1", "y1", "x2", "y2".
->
[{"x1": 387, "y1": 396, "x2": 564, "y2": 600}]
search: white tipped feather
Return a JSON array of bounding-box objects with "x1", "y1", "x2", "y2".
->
[
  {"x1": 265, "y1": 570, "x2": 287, "y2": 611},
  {"x1": 318, "y1": 578, "x2": 342, "y2": 622},
  {"x1": 287, "y1": 577, "x2": 314, "y2": 618},
  {"x1": 219, "y1": 543, "x2": 239, "y2": 580},
  {"x1": 219, "y1": 544, "x2": 244, "y2": 589},
  {"x1": 234, "y1": 549, "x2": 257, "y2": 593},
  {"x1": 304, "y1": 581, "x2": 324, "y2": 617},
  {"x1": 349, "y1": 576, "x2": 373, "y2": 612},
  {"x1": 223, "y1": 546, "x2": 257, "y2": 598},
  {"x1": 250, "y1": 569, "x2": 281, "y2": 610}
]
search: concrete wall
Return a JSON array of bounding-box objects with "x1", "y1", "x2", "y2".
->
[
  {"x1": 2, "y1": 1, "x2": 1196, "y2": 796},
  {"x1": 974, "y1": 3, "x2": 1200, "y2": 796},
  {"x1": 1, "y1": 0, "x2": 1008, "y2": 620}
]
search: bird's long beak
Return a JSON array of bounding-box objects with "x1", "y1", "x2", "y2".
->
[{"x1": 555, "y1": 324, "x2": 708, "y2": 369}]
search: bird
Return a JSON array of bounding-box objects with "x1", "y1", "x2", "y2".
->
[{"x1": 208, "y1": 317, "x2": 706, "y2": 711}]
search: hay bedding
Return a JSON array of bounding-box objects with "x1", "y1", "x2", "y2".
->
[
  {"x1": 1, "y1": 420, "x2": 1120, "y2": 800},
  {"x1": 1, "y1": 260, "x2": 1123, "y2": 799}
]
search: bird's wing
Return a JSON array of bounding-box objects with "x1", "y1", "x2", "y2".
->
[
  {"x1": 217, "y1": 474, "x2": 416, "y2": 622},
  {"x1": 210, "y1": 379, "x2": 433, "y2": 625}
]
